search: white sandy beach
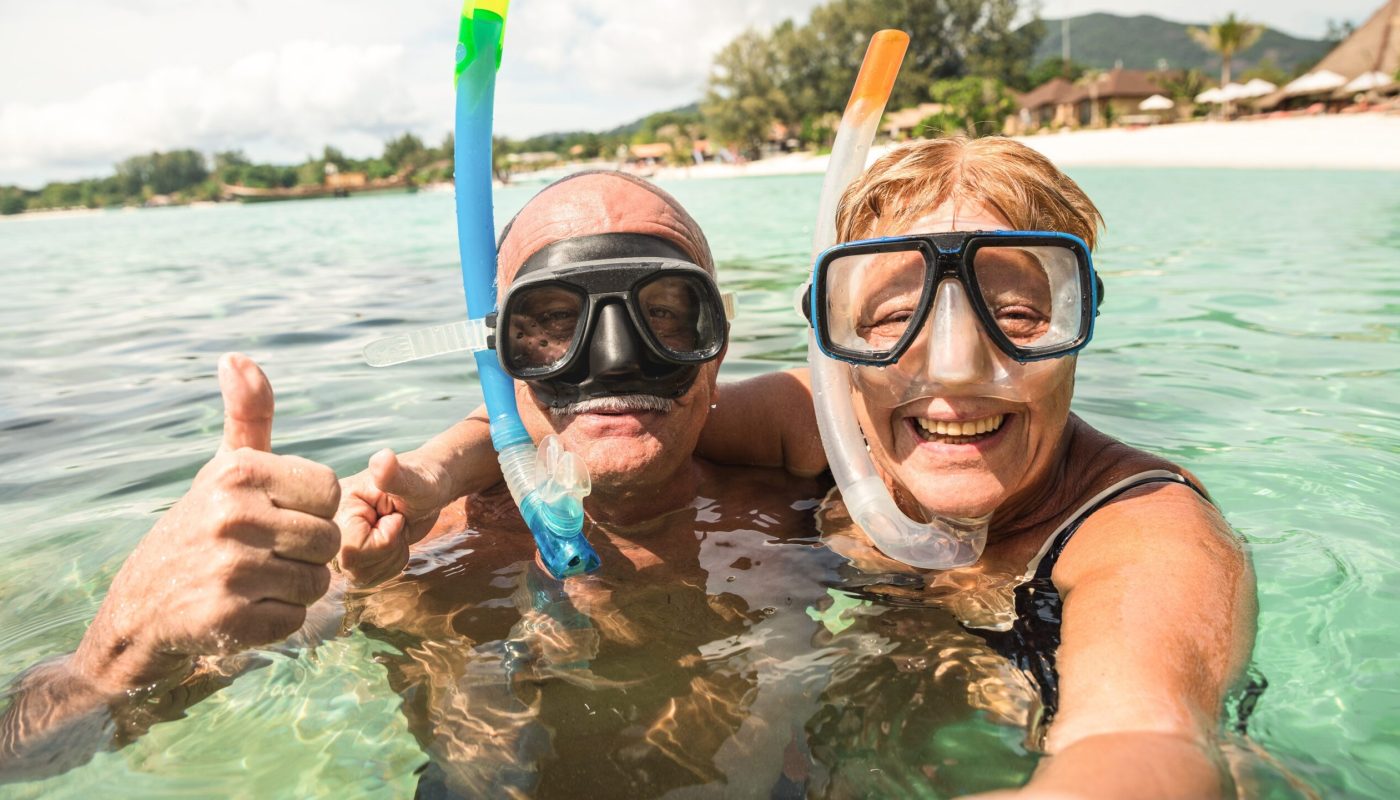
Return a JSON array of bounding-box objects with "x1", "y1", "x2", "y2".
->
[{"x1": 646, "y1": 113, "x2": 1400, "y2": 181}]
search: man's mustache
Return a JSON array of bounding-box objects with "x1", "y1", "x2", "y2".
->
[{"x1": 551, "y1": 394, "x2": 674, "y2": 417}]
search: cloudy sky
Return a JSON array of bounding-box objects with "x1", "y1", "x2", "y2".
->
[{"x1": 0, "y1": 0, "x2": 1380, "y2": 187}]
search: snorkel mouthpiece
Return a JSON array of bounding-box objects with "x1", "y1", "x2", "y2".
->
[
  {"x1": 454, "y1": 0, "x2": 599, "y2": 578},
  {"x1": 806, "y1": 30, "x2": 989, "y2": 569}
]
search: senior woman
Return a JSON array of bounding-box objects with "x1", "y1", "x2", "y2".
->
[{"x1": 700, "y1": 136, "x2": 1257, "y2": 799}]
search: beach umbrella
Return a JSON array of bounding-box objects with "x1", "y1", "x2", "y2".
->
[
  {"x1": 1344, "y1": 71, "x2": 1395, "y2": 93},
  {"x1": 1195, "y1": 87, "x2": 1227, "y2": 104},
  {"x1": 1139, "y1": 94, "x2": 1175, "y2": 111},
  {"x1": 1219, "y1": 82, "x2": 1253, "y2": 102},
  {"x1": 1242, "y1": 78, "x2": 1277, "y2": 97},
  {"x1": 1284, "y1": 70, "x2": 1347, "y2": 96}
]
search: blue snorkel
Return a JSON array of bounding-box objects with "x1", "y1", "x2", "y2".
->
[{"x1": 454, "y1": 0, "x2": 599, "y2": 578}]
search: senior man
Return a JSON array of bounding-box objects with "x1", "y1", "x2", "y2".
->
[
  {"x1": 1, "y1": 172, "x2": 833, "y2": 797},
  {"x1": 333, "y1": 170, "x2": 826, "y2": 583},
  {"x1": 333, "y1": 171, "x2": 833, "y2": 797}
]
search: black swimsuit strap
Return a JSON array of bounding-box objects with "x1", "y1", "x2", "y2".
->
[{"x1": 1032, "y1": 471, "x2": 1207, "y2": 583}]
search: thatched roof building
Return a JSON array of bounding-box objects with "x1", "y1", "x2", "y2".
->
[{"x1": 1261, "y1": 0, "x2": 1400, "y2": 107}]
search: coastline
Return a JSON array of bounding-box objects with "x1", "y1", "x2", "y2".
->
[
  {"x1": 7, "y1": 114, "x2": 1397, "y2": 220},
  {"x1": 644, "y1": 113, "x2": 1400, "y2": 181}
]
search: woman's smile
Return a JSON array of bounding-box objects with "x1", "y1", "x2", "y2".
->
[{"x1": 908, "y1": 412, "x2": 1008, "y2": 447}]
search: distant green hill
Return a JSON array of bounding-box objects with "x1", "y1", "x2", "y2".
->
[
  {"x1": 1035, "y1": 13, "x2": 1331, "y2": 75},
  {"x1": 604, "y1": 102, "x2": 700, "y2": 138}
]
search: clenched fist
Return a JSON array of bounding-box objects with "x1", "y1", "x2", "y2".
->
[
  {"x1": 70, "y1": 354, "x2": 341, "y2": 695},
  {"x1": 335, "y1": 448, "x2": 452, "y2": 587}
]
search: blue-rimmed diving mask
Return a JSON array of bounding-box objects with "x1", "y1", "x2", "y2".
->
[{"x1": 808, "y1": 230, "x2": 1102, "y2": 405}]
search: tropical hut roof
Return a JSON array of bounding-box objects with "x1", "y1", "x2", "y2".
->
[
  {"x1": 1017, "y1": 77, "x2": 1075, "y2": 112},
  {"x1": 1063, "y1": 69, "x2": 1173, "y2": 104},
  {"x1": 1260, "y1": 0, "x2": 1400, "y2": 106},
  {"x1": 628, "y1": 142, "x2": 673, "y2": 160},
  {"x1": 882, "y1": 103, "x2": 944, "y2": 136},
  {"x1": 1317, "y1": 0, "x2": 1400, "y2": 80}
]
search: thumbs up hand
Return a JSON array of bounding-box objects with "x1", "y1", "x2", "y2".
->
[{"x1": 70, "y1": 354, "x2": 342, "y2": 696}]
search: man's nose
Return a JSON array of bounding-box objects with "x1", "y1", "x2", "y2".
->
[
  {"x1": 589, "y1": 302, "x2": 642, "y2": 377},
  {"x1": 913, "y1": 279, "x2": 998, "y2": 385}
]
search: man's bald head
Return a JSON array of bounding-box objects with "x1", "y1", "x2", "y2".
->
[{"x1": 497, "y1": 170, "x2": 714, "y2": 288}]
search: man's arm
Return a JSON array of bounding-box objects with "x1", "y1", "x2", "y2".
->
[
  {"x1": 0, "y1": 355, "x2": 341, "y2": 781},
  {"x1": 1004, "y1": 482, "x2": 1257, "y2": 799},
  {"x1": 696, "y1": 368, "x2": 827, "y2": 477}
]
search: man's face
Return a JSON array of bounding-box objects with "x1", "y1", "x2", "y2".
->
[{"x1": 498, "y1": 175, "x2": 720, "y2": 491}]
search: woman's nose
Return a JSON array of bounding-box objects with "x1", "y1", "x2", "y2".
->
[{"x1": 913, "y1": 280, "x2": 998, "y2": 385}]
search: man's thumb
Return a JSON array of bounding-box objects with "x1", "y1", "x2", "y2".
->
[
  {"x1": 369, "y1": 448, "x2": 433, "y2": 501},
  {"x1": 218, "y1": 353, "x2": 274, "y2": 453}
]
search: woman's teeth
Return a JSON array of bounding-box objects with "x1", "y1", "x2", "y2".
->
[{"x1": 914, "y1": 414, "x2": 1006, "y2": 443}]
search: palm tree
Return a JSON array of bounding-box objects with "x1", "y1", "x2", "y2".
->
[
  {"x1": 1160, "y1": 69, "x2": 1211, "y2": 120},
  {"x1": 1189, "y1": 13, "x2": 1264, "y2": 114}
]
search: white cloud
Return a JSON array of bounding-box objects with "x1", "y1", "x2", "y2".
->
[
  {"x1": 0, "y1": 0, "x2": 830, "y2": 185},
  {"x1": 0, "y1": 41, "x2": 433, "y2": 181},
  {"x1": 1, "y1": 0, "x2": 830, "y2": 185},
  {"x1": 4, "y1": 0, "x2": 1361, "y2": 185}
]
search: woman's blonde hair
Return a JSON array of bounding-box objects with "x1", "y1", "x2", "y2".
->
[{"x1": 836, "y1": 136, "x2": 1104, "y2": 249}]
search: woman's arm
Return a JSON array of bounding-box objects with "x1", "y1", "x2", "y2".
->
[
  {"x1": 1015, "y1": 481, "x2": 1257, "y2": 799},
  {"x1": 697, "y1": 368, "x2": 827, "y2": 477}
]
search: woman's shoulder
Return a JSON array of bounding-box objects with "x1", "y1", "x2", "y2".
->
[
  {"x1": 1064, "y1": 415, "x2": 1207, "y2": 496},
  {"x1": 1054, "y1": 416, "x2": 1243, "y2": 591}
]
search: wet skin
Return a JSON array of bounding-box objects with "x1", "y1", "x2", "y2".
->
[
  {"x1": 353, "y1": 463, "x2": 834, "y2": 798},
  {"x1": 696, "y1": 199, "x2": 1258, "y2": 799}
]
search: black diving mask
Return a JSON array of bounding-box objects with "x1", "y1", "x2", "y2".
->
[{"x1": 490, "y1": 233, "x2": 733, "y2": 408}]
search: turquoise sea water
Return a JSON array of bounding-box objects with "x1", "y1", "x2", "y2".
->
[{"x1": 0, "y1": 169, "x2": 1397, "y2": 797}]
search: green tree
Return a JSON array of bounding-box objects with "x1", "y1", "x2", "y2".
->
[
  {"x1": 704, "y1": 0, "x2": 1041, "y2": 149},
  {"x1": 1026, "y1": 57, "x2": 1086, "y2": 88},
  {"x1": 1189, "y1": 13, "x2": 1264, "y2": 91},
  {"x1": 322, "y1": 145, "x2": 349, "y2": 171},
  {"x1": 918, "y1": 76, "x2": 1017, "y2": 137},
  {"x1": 1160, "y1": 69, "x2": 1211, "y2": 118},
  {"x1": 214, "y1": 150, "x2": 252, "y2": 185},
  {"x1": 149, "y1": 150, "x2": 208, "y2": 194},
  {"x1": 1, "y1": 187, "x2": 28, "y2": 215},
  {"x1": 296, "y1": 158, "x2": 326, "y2": 187},
  {"x1": 1324, "y1": 18, "x2": 1356, "y2": 44},
  {"x1": 703, "y1": 29, "x2": 792, "y2": 158},
  {"x1": 382, "y1": 132, "x2": 426, "y2": 172},
  {"x1": 1239, "y1": 56, "x2": 1287, "y2": 86},
  {"x1": 767, "y1": 19, "x2": 828, "y2": 143}
]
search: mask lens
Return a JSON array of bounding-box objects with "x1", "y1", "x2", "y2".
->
[
  {"x1": 970, "y1": 245, "x2": 1083, "y2": 353},
  {"x1": 636, "y1": 273, "x2": 720, "y2": 357},
  {"x1": 503, "y1": 283, "x2": 586, "y2": 373},
  {"x1": 824, "y1": 246, "x2": 928, "y2": 358}
]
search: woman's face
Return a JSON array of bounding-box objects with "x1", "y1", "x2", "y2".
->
[{"x1": 851, "y1": 201, "x2": 1077, "y2": 521}]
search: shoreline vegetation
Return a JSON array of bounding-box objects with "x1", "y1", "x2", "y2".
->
[
  {"x1": 3, "y1": 1, "x2": 1391, "y2": 218},
  {"x1": 6, "y1": 113, "x2": 1397, "y2": 223}
]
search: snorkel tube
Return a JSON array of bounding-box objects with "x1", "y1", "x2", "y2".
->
[
  {"x1": 454, "y1": 0, "x2": 599, "y2": 577},
  {"x1": 807, "y1": 31, "x2": 988, "y2": 569}
]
